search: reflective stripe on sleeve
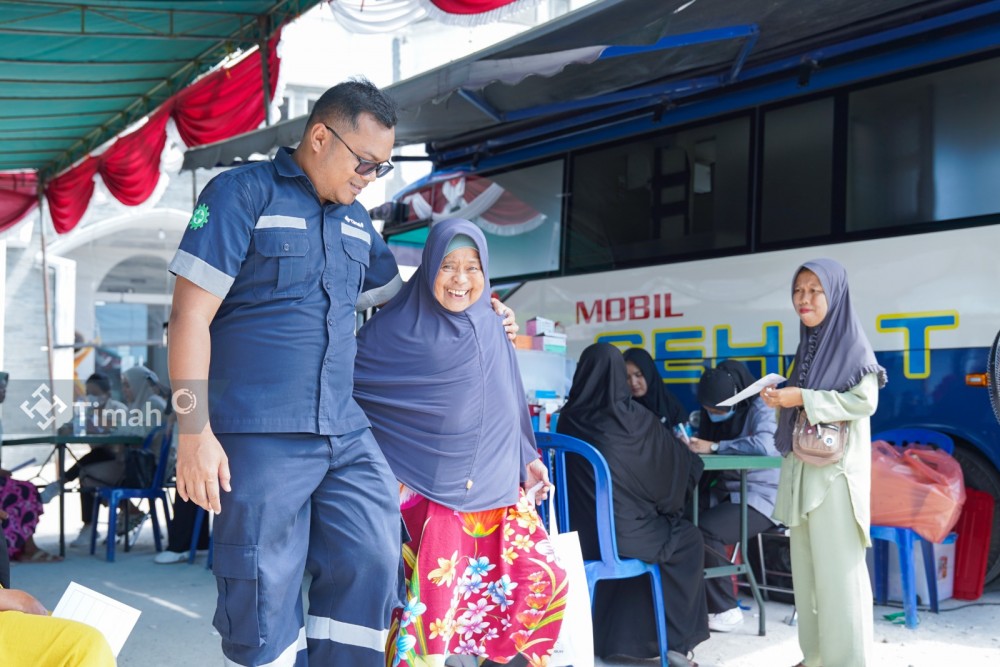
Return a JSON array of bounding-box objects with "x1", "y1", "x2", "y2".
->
[{"x1": 168, "y1": 249, "x2": 234, "y2": 299}]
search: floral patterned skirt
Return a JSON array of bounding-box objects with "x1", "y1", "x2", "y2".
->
[
  {"x1": 1, "y1": 476, "x2": 43, "y2": 559},
  {"x1": 387, "y1": 486, "x2": 567, "y2": 667}
]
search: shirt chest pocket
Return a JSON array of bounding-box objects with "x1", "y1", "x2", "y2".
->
[
  {"x1": 253, "y1": 231, "x2": 311, "y2": 299},
  {"x1": 342, "y1": 236, "x2": 370, "y2": 302}
]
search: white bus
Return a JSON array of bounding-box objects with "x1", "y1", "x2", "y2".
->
[{"x1": 379, "y1": 8, "x2": 1000, "y2": 584}]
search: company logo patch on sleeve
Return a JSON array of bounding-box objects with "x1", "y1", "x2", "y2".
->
[{"x1": 189, "y1": 204, "x2": 210, "y2": 230}]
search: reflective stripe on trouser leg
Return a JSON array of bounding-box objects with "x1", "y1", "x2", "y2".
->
[
  {"x1": 223, "y1": 629, "x2": 307, "y2": 667},
  {"x1": 213, "y1": 434, "x2": 331, "y2": 667},
  {"x1": 304, "y1": 428, "x2": 402, "y2": 666}
]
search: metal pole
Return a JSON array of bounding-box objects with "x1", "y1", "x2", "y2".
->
[
  {"x1": 37, "y1": 185, "x2": 66, "y2": 556},
  {"x1": 258, "y1": 15, "x2": 271, "y2": 127}
]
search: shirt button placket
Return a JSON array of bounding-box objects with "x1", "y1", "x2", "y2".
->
[{"x1": 319, "y1": 210, "x2": 339, "y2": 427}]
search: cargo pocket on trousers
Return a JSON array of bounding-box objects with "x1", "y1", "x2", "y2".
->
[{"x1": 212, "y1": 543, "x2": 265, "y2": 647}]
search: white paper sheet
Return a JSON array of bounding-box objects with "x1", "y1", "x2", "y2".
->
[
  {"x1": 51, "y1": 581, "x2": 141, "y2": 657},
  {"x1": 716, "y1": 373, "x2": 787, "y2": 407}
]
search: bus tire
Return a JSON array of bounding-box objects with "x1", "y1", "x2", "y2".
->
[
  {"x1": 990, "y1": 328, "x2": 1000, "y2": 425},
  {"x1": 952, "y1": 443, "x2": 1000, "y2": 585}
]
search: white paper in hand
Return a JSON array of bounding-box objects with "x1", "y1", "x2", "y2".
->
[
  {"x1": 716, "y1": 373, "x2": 787, "y2": 407},
  {"x1": 51, "y1": 581, "x2": 141, "y2": 657}
]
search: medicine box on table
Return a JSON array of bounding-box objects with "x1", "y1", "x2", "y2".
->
[{"x1": 525, "y1": 317, "x2": 555, "y2": 336}]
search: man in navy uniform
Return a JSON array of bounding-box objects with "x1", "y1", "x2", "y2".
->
[{"x1": 168, "y1": 78, "x2": 406, "y2": 667}]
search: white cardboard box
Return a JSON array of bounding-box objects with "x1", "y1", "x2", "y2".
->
[
  {"x1": 867, "y1": 538, "x2": 955, "y2": 604},
  {"x1": 525, "y1": 316, "x2": 555, "y2": 336}
]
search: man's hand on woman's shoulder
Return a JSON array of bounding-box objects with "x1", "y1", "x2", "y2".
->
[{"x1": 491, "y1": 297, "x2": 519, "y2": 343}]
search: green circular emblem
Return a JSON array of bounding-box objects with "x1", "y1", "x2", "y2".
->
[{"x1": 189, "y1": 204, "x2": 210, "y2": 230}]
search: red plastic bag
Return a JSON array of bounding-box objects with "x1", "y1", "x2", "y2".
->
[{"x1": 870, "y1": 440, "x2": 967, "y2": 543}]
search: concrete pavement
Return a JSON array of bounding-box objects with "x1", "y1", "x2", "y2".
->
[{"x1": 9, "y1": 491, "x2": 1000, "y2": 666}]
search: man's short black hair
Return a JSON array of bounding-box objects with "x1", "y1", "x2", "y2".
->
[
  {"x1": 306, "y1": 77, "x2": 398, "y2": 133},
  {"x1": 85, "y1": 372, "x2": 112, "y2": 394}
]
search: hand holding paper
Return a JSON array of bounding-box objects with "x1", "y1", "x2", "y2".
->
[
  {"x1": 52, "y1": 582, "x2": 141, "y2": 657},
  {"x1": 716, "y1": 373, "x2": 786, "y2": 407}
]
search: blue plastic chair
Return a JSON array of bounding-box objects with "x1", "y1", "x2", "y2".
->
[
  {"x1": 89, "y1": 424, "x2": 174, "y2": 562},
  {"x1": 870, "y1": 428, "x2": 956, "y2": 629},
  {"x1": 535, "y1": 431, "x2": 669, "y2": 667}
]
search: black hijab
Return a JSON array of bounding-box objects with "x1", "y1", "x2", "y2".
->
[
  {"x1": 775, "y1": 258, "x2": 887, "y2": 455},
  {"x1": 558, "y1": 343, "x2": 704, "y2": 525},
  {"x1": 696, "y1": 359, "x2": 758, "y2": 442},
  {"x1": 622, "y1": 347, "x2": 688, "y2": 427}
]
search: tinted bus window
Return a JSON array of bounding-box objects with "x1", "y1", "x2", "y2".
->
[
  {"x1": 567, "y1": 116, "x2": 750, "y2": 271},
  {"x1": 484, "y1": 160, "x2": 564, "y2": 279},
  {"x1": 761, "y1": 97, "x2": 835, "y2": 243},
  {"x1": 848, "y1": 56, "x2": 1000, "y2": 230},
  {"x1": 390, "y1": 160, "x2": 564, "y2": 279}
]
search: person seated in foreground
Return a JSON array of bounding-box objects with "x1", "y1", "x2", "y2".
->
[
  {"x1": 0, "y1": 499, "x2": 60, "y2": 563},
  {"x1": 687, "y1": 359, "x2": 781, "y2": 632},
  {"x1": 557, "y1": 342, "x2": 708, "y2": 667},
  {"x1": 0, "y1": 371, "x2": 61, "y2": 563},
  {"x1": 0, "y1": 538, "x2": 114, "y2": 666}
]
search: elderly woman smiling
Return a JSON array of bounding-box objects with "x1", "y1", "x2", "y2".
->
[{"x1": 354, "y1": 218, "x2": 565, "y2": 667}]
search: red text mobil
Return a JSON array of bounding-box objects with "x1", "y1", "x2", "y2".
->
[
  {"x1": 576, "y1": 293, "x2": 682, "y2": 323},
  {"x1": 593, "y1": 311, "x2": 958, "y2": 384}
]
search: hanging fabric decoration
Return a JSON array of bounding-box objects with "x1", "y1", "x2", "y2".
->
[
  {"x1": 0, "y1": 172, "x2": 39, "y2": 231},
  {"x1": 403, "y1": 173, "x2": 546, "y2": 236},
  {"x1": 0, "y1": 29, "x2": 283, "y2": 235},
  {"x1": 328, "y1": 0, "x2": 540, "y2": 32}
]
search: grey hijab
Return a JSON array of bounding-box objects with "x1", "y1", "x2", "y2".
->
[{"x1": 775, "y1": 258, "x2": 886, "y2": 455}]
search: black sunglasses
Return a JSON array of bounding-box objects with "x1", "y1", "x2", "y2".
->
[{"x1": 323, "y1": 124, "x2": 394, "y2": 179}]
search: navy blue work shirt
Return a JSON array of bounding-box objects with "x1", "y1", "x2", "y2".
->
[{"x1": 168, "y1": 147, "x2": 401, "y2": 435}]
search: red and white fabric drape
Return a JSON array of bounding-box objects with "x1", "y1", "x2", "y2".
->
[
  {"x1": 329, "y1": 0, "x2": 540, "y2": 32},
  {"x1": 0, "y1": 30, "x2": 281, "y2": 235},
  {"x1": 403, "y1": 173, "x2": 545, "y2": 236},
  {"x1": 0, "y1": 172, "x2": 40, "y2": 233}
]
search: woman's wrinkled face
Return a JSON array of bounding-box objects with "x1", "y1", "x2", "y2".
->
[
  {"x1": 793, "y1": 268, "x2": 828, "y2": 328},
  {"x1": 625, "y1": 361, "x2": 648, "y2": 398},
  {"x1": 433, "y1": 247, "x2": 484, "y2": 313}
]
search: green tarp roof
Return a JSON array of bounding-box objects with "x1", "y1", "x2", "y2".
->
[{"x1": 0, "y1": 0, "x2": 321, "y2": 179}]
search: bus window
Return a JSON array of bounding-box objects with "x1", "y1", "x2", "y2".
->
[
  {"x1": 761, "y1": 97, "x2": 835, "y2": 243},
  {"x1": 567, "y1": 115, "x2": 750, "y2": 271},
  {"x1": 389, "y1": 160, "x2": 564, "y2": 280},
  {"x1": 848, "y1": 56, "x2": 1000, "y2": 231}
]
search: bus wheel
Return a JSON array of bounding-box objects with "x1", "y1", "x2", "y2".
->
[
  {"x1": 990, "y1": 328, "x2": 1000, "y2": 425},
  {"x1": 952, "y1": 443, "x2": 1000, "y2": 585}
]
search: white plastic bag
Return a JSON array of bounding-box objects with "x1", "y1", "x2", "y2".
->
[{"x1": 544, "y1": 487, "x2": 594, "y2": 667}]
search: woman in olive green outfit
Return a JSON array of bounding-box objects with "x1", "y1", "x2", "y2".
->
[{"x1": 762, "y1": 258, "x2": 886, "y2": 667}]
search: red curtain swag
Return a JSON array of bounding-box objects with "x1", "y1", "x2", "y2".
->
[
  {"x1": 0, "y1": 172, "x2": 40, "y2": 232},
  {"x1": 403, "y1": 174, "x2": 546, "y2": 236},
  {"x1": 0, "y1": 31, "x2": 282, "y2": 235},
  {"x1": 425, "y1": 0, "x2": 531, "y2": 17}
]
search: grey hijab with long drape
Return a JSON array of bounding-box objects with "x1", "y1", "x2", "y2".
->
[
  {"x1": 775, "y1": 258, "x2": 886, "y2": 455},
  {"x1": 354, "y1": 218, "x2": 537, "y2": 512}
]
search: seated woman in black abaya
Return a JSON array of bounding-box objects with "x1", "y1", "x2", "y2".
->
[{"x1": 557, "y1": 343, "x2": 709, "y2": 667}]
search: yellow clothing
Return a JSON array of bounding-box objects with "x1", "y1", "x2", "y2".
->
[
  {"x1": 0, "y1": 610, "x2": 115, "y2": 667},
  {"x1": 773, "y1": 373, "x2": 879, "y2": 667},
  {"x1": 773, "y1": 372, "x2": 879, "y2": 547}
]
